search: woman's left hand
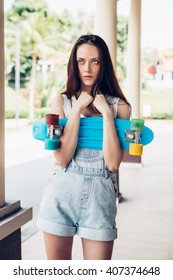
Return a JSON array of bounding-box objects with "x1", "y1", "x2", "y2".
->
[{"x1": 93, "y1": 94, "x2": 112, "y2": 117}]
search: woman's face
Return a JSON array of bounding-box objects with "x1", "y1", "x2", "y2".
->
[{"x1": 76, "y1": 43, "x2": 101, "y2": 92}]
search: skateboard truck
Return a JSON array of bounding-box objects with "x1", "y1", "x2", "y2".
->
[
  {"x1": 125, "y1": 129, "x2": 141, "y2": 143},
  {"x1": 125, "y1": 119, "x2": 144, "y2": 156},
  {"x1": 45, "y1": 114, "x2": 63, "y2": 150},
  {"x1": 47, "y1": 123, "x2": 63, "y2": 138}
]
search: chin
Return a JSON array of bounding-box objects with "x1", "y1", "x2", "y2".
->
[{"x1": 82, "y1": 82, "x2": 93, "y2": 89}]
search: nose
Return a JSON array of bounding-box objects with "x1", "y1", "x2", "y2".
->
[{"x1": 84, "y1": 61, "x2": 91, "y2": 72}]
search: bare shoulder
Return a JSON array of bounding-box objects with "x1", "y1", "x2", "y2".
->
[
  {"x1": 117, "y1": 98, "x2": 131, "y2": 120},
  {"x1": 50, "y1": 94, "x2": 65, "y2": 117}
]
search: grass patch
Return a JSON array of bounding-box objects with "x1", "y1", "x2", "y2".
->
[
  {"x1": 5, "y1": 85, "x2": 49, "y2": 119},
  {"x1": 5, "y1": 85, "x2": 173, "y2": 120},
  {"x1": 141, "y1": 88, "x2": 173, "y2": 119},
  {"x1": 5, "y1": 110, "x2": 29, "y2": 119},
  {"x1": 5, "y1": 85, "x2": 29, "y2": 111}
]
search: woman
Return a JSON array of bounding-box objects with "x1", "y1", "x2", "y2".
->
[{"x1": 37, "y1": 34, "x2": 131, "y2": 260}]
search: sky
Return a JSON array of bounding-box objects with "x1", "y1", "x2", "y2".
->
[
  {"x1": 4, "y1": 0, "x2": 173, "y2": 49},
  {"x1": 141, "y1": 0, "x2": 173, "y2": 48}
]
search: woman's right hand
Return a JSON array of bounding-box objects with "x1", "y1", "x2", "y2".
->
[
  {"x1": 74, "y1": 91, "x2": 94, "y2": 112},
  {"x1": 53, "y1": 91, "x2": 93, "y2": 168}
]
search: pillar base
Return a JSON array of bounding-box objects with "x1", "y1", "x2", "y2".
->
[
  {"x1": 122, "y1": 150, "x2": 141, "y2": 164},
  {"x1": 117, "y1": 151, "x2": 142, "y2": 203},
  {"x1": 0, "y1": 229, "x2": 21, "y2": 260},
  {"x1": 0, "y1": 200, "x2": 32, "y2": 260}
]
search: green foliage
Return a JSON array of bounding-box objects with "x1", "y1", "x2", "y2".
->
[
  {"x1": 117, "y1": 17, "x2": 128, "y2": 80},
  {"x1": 5, "y1": 0, "x2": 75, "y2": 82},
  {"x1": 5, "y1": 1, "x2": 129, "y2": 119}
]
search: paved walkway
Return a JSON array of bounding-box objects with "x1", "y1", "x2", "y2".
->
[{"x1": 7, "y1": 119, "x2": 173, "y2": 260}]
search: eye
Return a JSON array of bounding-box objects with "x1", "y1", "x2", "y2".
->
[
  {"x1": 77, "y1": 59, "x2": 84, "y2": 65},
  {"x1": 92, "y1": 59, "x2": 100, "y2": 65}
]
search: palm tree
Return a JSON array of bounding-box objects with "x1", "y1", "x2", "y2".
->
[{"x1": 6, "y1": 0, "x2": 75, "y2": 120}]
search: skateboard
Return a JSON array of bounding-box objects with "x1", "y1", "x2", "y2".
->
[{"x1": 32, "y1": 114, "x2": 154, "y2": 156}]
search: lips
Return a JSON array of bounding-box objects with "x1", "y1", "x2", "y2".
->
[{"x1": 83, "y1": 76, "x2": 93, "y2": 79}]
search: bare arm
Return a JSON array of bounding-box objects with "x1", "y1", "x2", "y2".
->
[
  {"x1": 93, "y1": 95, "x2": 130, "y2": 172},
  {"x1": 117, "y1": 99, "x2": 131, "y2": 120},
  {"x1": 51, "y1": 92, "x2": 93, "y2": 168}
]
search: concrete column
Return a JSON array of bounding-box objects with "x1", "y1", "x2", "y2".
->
[
  {"x1": 94, "y1": 0, "x2": 117, "y2": 72},
  {"x1": 122, "y1": 0, "x2": 142, "y2": 164},
  {"x1": 0, "y1": 0, "x2": 32, "y2": 259},
  {"x1": 0, "y1": 0, "x2": 5, "y2": 208},
  {"x1": 126, "y1": 0, "x2": 141, "y2": 118}
]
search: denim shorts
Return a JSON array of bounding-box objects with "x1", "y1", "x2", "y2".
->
[{"x1": 37, "y1": 148, "x2": 118, "y2": 241}]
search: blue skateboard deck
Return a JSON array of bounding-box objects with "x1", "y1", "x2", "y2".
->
[{"x1": 32, "y1": 116, "x2": 154, "y2": 153}]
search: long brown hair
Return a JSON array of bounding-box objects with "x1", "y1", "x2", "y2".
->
[{"x1": 62, "y1": 34, "x2": 129, "y2": 105}]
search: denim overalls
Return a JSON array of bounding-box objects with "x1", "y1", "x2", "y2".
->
[{"x1": 37, "y1": 95, "x2": 119, "y2": 241}]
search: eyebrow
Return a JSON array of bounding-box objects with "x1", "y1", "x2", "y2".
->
[{"x1": 76, "y1": 57, "x2": 100, "y2": 60}]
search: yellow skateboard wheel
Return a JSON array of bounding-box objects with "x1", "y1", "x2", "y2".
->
[{"x1": 129, "y1": 143, "x2": 143, "y2": 156}]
